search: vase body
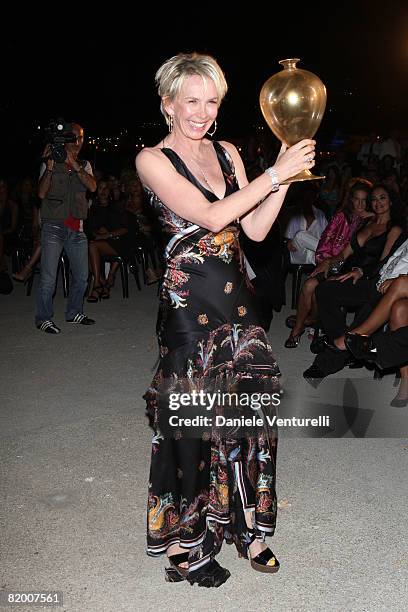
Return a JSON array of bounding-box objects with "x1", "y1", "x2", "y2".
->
[{"x1": 259, "y1": 58, "x2": 327, "y2": 183}]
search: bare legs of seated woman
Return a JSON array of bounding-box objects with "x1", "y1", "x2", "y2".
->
[
  {"x1": 333, "y1": 277, "x2": 408, "y2": 404},
  {"x1": 389, "y1": 297, "x2": 408, "y2": 404},
  {"x1": 285, "y1": 276, "x2": 318, "y2": 348},
  {"x1": 87, "y1": 240, "x2": 120, "y2": 301},
  {"x1": 12, "y1": 243, "x2": 42, "y2": 282},
  {"x1": 334, "y1": 276, "x2": 408, "y2": 349}
]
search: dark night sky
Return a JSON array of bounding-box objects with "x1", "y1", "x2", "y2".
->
[{"x1": 2, "y1": 1, "x2": 408, "y2": 171}]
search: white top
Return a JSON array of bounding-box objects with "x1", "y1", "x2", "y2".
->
[
  {"x1": 284, "y1": 206, "x2": 328, "y2": 240},
  {"x1": 377, "y1": 238, "x2": 408, "y2": 288}
]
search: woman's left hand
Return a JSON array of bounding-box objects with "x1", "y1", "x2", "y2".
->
[{"x1": 330, "y1": 269, "x2": 362, "y2": 284}]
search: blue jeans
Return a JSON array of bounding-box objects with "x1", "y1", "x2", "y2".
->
[{"x1": 35, "y1": 221, "x2": 89, "y2": 325}]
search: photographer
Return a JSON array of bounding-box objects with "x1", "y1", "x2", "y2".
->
[{"x1": 35, "y1": 121, "x2": 97, "y2": 334}]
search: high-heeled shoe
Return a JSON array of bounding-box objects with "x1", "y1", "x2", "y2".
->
[
  {"x1": 86, "y1": 286, "x2": 103, "y2": 303},
  {"x1": 344, "y1": 331, "x2": 378, "y2": 362},
  {"x1": 100, "y1": 278, "x2": 113, "y2": 299},
  {"x1": 12, "y1": 265, "x2": 33, "y2": 284},
  {"x1": 390, "y1": 396, "x2": 408, "y2": 407},
  {"x1": 324, "y1": 338, "x2": 348, "y2": 353},
  {"x1": 250, "y1": 548, "x2": 280, "y2": 573},
  {"x1": 165, "y1": 553, "x2": 231, "y2": 587},
  {"x1": 105, "y1": 276, "x2": 116, "y2": 289},
  {"x1": 100, "y1": 286, "x2": 110, "y2": 299},
  {"x1": 390, "y1": 376, "x2": 408, "y2": 406},
  {"x1": 247, "y1": 530, "x2": 280, "y2": 574},
  {"x1": 285, "y1": 315, "x2": 316, "y2": 330},
  {"x1": 164, "y1": 552, "x2": 189, "y2": 583},
  {"x1": 284, "y1": 329, "x2": 304, "y2": 348}
]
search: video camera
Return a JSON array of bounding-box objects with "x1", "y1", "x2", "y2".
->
[{"x1": 44, "y1": 118, "x2": 77, "y2": 163}]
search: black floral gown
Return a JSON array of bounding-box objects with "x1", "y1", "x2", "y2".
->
[{"x1": 144, "y1": 142, "x2": 280, "y2": 572}]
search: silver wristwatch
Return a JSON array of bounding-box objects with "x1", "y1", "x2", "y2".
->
[{"x1": 265, "y1": 167, "x2": 280, "y2": 192}]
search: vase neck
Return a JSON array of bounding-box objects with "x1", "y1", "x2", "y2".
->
[{"x1": 279, "y1": 58, "x2": 300, "y2": 70}]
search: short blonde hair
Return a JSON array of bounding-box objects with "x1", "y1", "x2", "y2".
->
[{"x1": 155, "y1": 52, "x2": 228, "y2": 127}]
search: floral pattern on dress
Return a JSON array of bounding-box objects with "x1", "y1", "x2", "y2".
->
[{"x1": 143, "y1": 142, "x2": 280, "y2": 567}]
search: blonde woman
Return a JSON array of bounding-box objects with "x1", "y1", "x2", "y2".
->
[{"x1": 136, "y1": 52, "x2": 315, "y2": 587}]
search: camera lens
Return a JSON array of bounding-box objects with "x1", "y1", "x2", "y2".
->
[{"x1": 51, "y1": 144, "x2": 67, "y2": 163}]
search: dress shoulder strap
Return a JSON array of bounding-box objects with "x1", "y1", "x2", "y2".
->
[
  {"x1": 160, "y1": 148, "x2": 191, "y2": 180},
  {"x1": 213, "y1": 141, "x2": 235, "y2": 177}
]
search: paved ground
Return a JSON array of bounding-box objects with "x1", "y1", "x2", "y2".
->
[{"x1": 1, "y1": 276, "x2": 408, "y2": 611}]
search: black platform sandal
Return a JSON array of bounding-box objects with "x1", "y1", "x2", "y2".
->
[
  {"x1": 250, "y1": 548, "x2": 280, "y2": 573},
  {"x1": 284, "y1": 330, "x2": 304, "y2": 348},
  {"x1": 187, "y1": 559, "x2": 231, "y2": 588},
  {"x1": 164, "y1": 552, "x2": 189, "y2": 583},
  {"x1": 247, "y1": 531, "x2": 280, "y2": 574}
]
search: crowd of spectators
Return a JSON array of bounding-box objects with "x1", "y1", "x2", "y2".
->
[{"x1": 1, "y1": 129, "x2": 408, "y2": 403}]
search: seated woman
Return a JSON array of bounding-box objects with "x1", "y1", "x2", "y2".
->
[
  {"x1": 284, "y1": 186, "x2": 327, "y2": 265},
  {"x1": 311, "y1": 184, "x2": 406, "y2": 343},
  {"x1": 13, "y1": 186, "x2": 41, "y2": 283},
  {"x1": 0, "y1": 178, "x2": 19, "y2": 271},
  {"x1": 384, "y1": 298, "x2": 408, "y2": 407},
  {"x1": 337, "y1": 277, "x2": 408, "y2": 406},
  {"x1": 331, "y1": 235, "x2": 408, "y2": 347},
  {"x1": 335, "y1": 274, "x2": 408, "y2": 346},
  {"x1": 85, "y1": 180, "x2": 129, "y2": 302},
  {"x1": 125, "y1": 177, "x2": 163, "y2": 284},
  {"x1": 285, "y1": 180, "x2": 372, "y2": 348},
  {"x1": 303, "y1": 185, "x2": 407, "y2": 382}
]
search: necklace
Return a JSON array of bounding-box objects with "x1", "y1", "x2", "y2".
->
[
  {"x1": 163, "y1": 138, "x2": 220, "y2": 195},
  {"x1": 185, "y1": 155, "x2": 215, "y2": 192}
]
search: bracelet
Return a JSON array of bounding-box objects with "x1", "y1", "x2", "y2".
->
[{"x1": 265, "y1": 167, "x2": 280, "y2": 192}]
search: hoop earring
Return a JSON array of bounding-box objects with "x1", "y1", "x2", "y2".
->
[
  {"x1": 207, "y1": 120, "x2": 217, "y2": 137},
  {"x1": 168, "y1": 116, "x2": 174, "y2": 133}
]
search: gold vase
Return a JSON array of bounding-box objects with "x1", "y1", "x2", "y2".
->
[{"x1": 259, "y1": 58, "x2": 327, "y2": 183}]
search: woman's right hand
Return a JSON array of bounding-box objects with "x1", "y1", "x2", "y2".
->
[
  {"x1": 378, "y1": 279, "x2": 393, "y2": 294},
  {"x1": 273, "y1": 139, "x2": 316, "y2": 183}
]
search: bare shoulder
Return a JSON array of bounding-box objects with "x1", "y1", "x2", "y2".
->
[
  {"x1": 136, "y1": 145, "x2": 163, "y2": 164},
  {"x1": 217, "y1": 140, "x2": 240, "y2": 158},
  {"x1": 136, "y1": 144, "x2": 172, "y2": 176},
  {"x1": 388, "y1": 225, "x2": 403, "y2": 238}
]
